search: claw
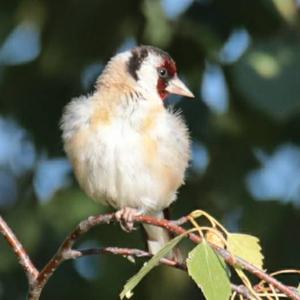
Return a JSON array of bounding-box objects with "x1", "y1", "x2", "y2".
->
[{"x1": 115, "y1": 207, "x2": 141, "y2": 232}]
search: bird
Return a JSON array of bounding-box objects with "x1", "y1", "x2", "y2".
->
[{"x1": 60, "y1": 45, "x2": 194, "y2": 258}]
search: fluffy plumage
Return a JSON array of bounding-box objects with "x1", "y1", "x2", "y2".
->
[{"x1": 61, "y1": 46, "x2": 193, "y2": 257}]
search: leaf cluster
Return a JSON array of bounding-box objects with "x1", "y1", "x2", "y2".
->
[{"x1": 121, "y1": 210, "x2": 299, "y2": 300}]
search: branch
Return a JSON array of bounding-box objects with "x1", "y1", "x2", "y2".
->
[
  {"x1": 0, "y1": 213, "x2": 299, "y2": 300},
  {"x1": 0, "y1": 216, "x2": 38, "y2": 283},
  {"x1": 75, "y1": 246, "x2": 253, "y2": 299}
]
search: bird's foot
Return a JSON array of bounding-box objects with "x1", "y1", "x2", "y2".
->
[{"x1": 115, "y1": 207, "x2": 142, "y2": 232}]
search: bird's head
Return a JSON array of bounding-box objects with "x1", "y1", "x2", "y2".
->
[
  {"x1": 127, "y1": 45, "x2": 194, "y2": 100},
  {"x1": 98, "y1": 46, "x2": 194, "y2": 101}
]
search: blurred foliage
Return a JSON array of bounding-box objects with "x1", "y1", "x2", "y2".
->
[{"x1": 0, "y1": 0, "x2": 300, "y2": 299}]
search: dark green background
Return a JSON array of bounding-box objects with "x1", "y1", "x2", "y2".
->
[{"x1": 0, "y1": 0, "x2": 300, "y2": 299}]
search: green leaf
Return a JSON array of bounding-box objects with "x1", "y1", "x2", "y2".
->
[
  {"x1": 296, "y1": 283, "x2": 300, "y2": 294},
  {"x1": 233, "y1": 40, "x2": 300, "y2": 121},
  {"x1": 120, "y1": 233, "x2": 186, "y2": 299},
  {"x1": 187, "y1": 241, "x2": 231, "y2": 300},
  {"x1": 272, "y1": 0, "x2": 297, "y2": 23},
  {"x1": 227, "y1": 233, "x2": 264, "y2": 269}
]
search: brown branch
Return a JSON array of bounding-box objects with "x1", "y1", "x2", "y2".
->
[
  {"x1": 0, "y1": 216, "x2": 38, "y2": 283},
  {"x1": 76, "y1": 247, "x2": 187, "y2": 270},
  {"x1": 136, "y1": 215, "x2": 300, "y2": 300},
  {"x1": 0, "y1": 213, "x2": 299, "y2": 300},
  {"x1": 215, "y1": 247, "x2": 300, "y2": 299},
  {"x1": 75, "y1": 247, "x2": 253, "y2": 299}
]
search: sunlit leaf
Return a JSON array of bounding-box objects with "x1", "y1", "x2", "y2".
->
[
  {"x1": 187, "y1": 241, "x2": 231, "y2": 300},
  {"x1": 120, "y1": 233, "x2": 186, "y2": 299},
  {"x1": 227, "y1": 233, "x2": 264, "y2": 269},
  {"x1": 205, "y1": 231, "x2": 226, "y2": 249},
  {"x1": 233, "y1": 41, "x2": 300, "y2": 121},
  {"x1": 272, "y1": 0, "x2": 297, "y2": 24}
]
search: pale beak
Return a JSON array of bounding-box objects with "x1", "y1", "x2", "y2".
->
[{"x1": 165, "y1": 76, "x2": 194, "y2": 98}]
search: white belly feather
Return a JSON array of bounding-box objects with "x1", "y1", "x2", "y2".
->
[{"x1": 61, "y1": 96, "x2": 190, "y2": 213}]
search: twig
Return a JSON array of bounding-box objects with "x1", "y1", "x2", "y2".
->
[
  {"x1": 0, "y1": 216, "x2": 38, "y2": 283},
  {"x1": 171, "y1": 215, "x2": 189, "y2": 226},
  {"x1": 135, "y1": 215, "x2": 300, "y2": 300},
  {"x1": 76, "y1": 247, "x2": 187, "y2": 270},
  {"x1": 28, "y1": 214, "x2": 113, "y2": 299},
  {"x1": 75, "y1": 247, "x2": 253, "y2": 299},
  {"x1": 0, "y1": 213, "x2": 299, "y2": 300}
]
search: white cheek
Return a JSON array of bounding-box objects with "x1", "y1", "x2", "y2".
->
[
  {"x1": 137, "y1": 67, "x2": 157, "y2": 93},
  {"x1": 136, "y1": 55, "x2": 162, "y2": 98}
]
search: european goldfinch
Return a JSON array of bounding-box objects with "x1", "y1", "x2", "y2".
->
[{"x1": 61, "y1": 45, "x2": 193, "y2": 257}]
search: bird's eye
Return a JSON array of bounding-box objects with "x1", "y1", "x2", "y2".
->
[{"x1": 158, "y1": 67, "x2": 168, "y2": 78}]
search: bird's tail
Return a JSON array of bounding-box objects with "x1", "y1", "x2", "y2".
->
[{"x1": 143, "y1": 211, "x2": 182, "y2": 262}]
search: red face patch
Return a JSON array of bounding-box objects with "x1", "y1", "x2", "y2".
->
[{"x1": 157, "y1": 58, "x2": 177, "y2": 100}]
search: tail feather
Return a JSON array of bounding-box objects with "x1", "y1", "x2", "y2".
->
[{"x1": 143, "y1": 211, "x2": 183, "y2": 262}]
